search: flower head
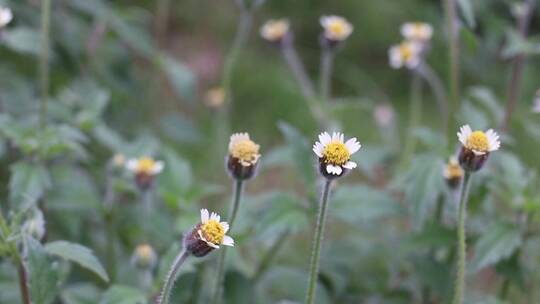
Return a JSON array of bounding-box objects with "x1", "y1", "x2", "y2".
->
[
  {"x1": 227, "y1": 133, "x2": 261, "y2": 180},
  {"x1": 313, "y1": 132, "x2": 361, "y2": 179},
  {"x1": 401, "y1": 22, "x2": 433, "y2": 42},
  {"x1": 205, "y1": 87, "x2": 226, "y2": 108},
  {"x1": 126, "y1": 156, "x2": 164, "y2": 189},
  {"x1": 184, "y1": 209, "x2": 234, "y2": 257},
  {"x1": 443, "y1": 157, "x2": 464, "y2": 188},
  {"x1": 457, "y1": 125, "x2": 500, "y2": 172},
  {"x1": 131, "y1": 243, "x2": 158, "y2": 270},
  {"x1": 0, "y1": 6, "x2": 12, "y2": 28},
  {"x1": 260, "y1": 19, "x2": 290, "y2": 43},
  {"x1": 389, "y1": 41, "x2": 422, "y2": 69},
  {"x1": 320, "y1": 15, "x2": 353, "y2": 42}
]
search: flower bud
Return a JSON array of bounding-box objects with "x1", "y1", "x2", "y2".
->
[
  {"x1": 319, "y1": 15, "x2": 353, "y2": 49},
  {"x1": 313, "y1": 132, "x2": 361, "y2": 179},
  {"x1": 443, "y1": 157, "x2": 464, "y2": 189},
  {"x1": 457, "y1": 125, "x2": 500, "y2": 172},
  {"x1": 131, "y1": 244, "x2": 158, "y2": 270},
  {"x1": 205, "y1": 87, "x2": 226, "y2": 109},
  {"x1": 260, "y1": 19, "x2": 290, "y2": 45},
  {"x1": 226, "y1": 133, "x2": 260, "y2": 180},
  {"x1": 183, "y1": 209, "x2": 234, "y2": 258}
]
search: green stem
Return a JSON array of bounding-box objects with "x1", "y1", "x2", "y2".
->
[
  {"x1": 452, "y1": 172, "x2": 472, "y2": 304},
  {"x1": 399, "y1": 73, "x2": 422, "y2": 169},
  {"x1": 319, "y1": 48, "x2": 335, "y2": 105},
  {"x1": 157, "y1": 250, "x2": 190, "y2": 304},
  {"x1": 211, "y1": 179, "x2": 244, "y2": 304},
  {"x1": 305, "y1": 180, "x2": 332, "y2": 304},
  {"x1": 253, "y1": 229, "x2": 290, "y2": 282},
  {"x1": 40, "y1": 0, "x2": 51, "y2": 128},
  {"x1": 443, "y1": 0, "x2": 459, "y2": 142},
  {"x1": 140, "y1": 188, "x2": 153, "y2": 241}
]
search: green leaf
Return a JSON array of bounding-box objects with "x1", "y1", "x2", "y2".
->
[
  {"x1": 26, "y1": 237, "x2": 59, "y2": 304},
  {"x1": 157, "y1": 55, "x2": 197, "y2": 103},
  {"x1": 100, "y1": 285, "x2": 147, "y2": 304},
  {"x1": 470, "y1": 223, "x2": 523, "y2": 272},
  {"x1": 277, "y1": 121, "x2": 316, "y2": 187},
  {"x1": 61, "y1": 283, "x2": 102, "y2": 304},
  {"x1": 457, "y1": 0, "x2": 475, "y2": 28},
  {"x1": 44, "y1": 241, "x2": 109, "y2": 283},
  {"x1": 2, "y1": 27, "x2": 42, "y2": 55},
  {"x1": 158, "y1": 147, "x2": 193, "y2": 198},
  {"x1": 9, "y1": 162, "x2": 51, "y2": 207}
]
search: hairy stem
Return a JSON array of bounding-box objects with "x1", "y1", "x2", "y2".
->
[
  {"x1": 452, "y1": 172, "x2": 472, "y2": 304},
  {"x1": 305, "y1": 180, "x2": 332, "y2": 304},
  {"x1": 157, "y1": 250, "x2": 190, "y2": 304},
  {"x1": 40, "y1": 0, "x2": 51, "y2": 128},
  {"x1": 212, "y1": 179, "x2": 244, "y2": 304}
]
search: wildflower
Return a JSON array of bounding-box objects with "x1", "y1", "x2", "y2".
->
[
  {"x1": 320, "y1": 15, "x2": 353, "y2": 43},
  {"x1": 443, "y1": 157, "x2": 464, "y2": 188},
  {"x1": 131, "y1": 243, "x2": 158, "y2": 270},
  {"x1": 227, "y1": 133, "x2": 261, "y2": 180},
  {"x1": 0, "y1": 6, "x2": 12, "y2": 29},
  {"x1": 532, "y1": 89, "x2": 540, "y2": 113},
  {"x1": 126, "y1": 156, "x2": 164, "y2": 189},
  {"x1": 205, "y1": 87, "x2": 226, "y2": 108},
  {"x1": 260, "y1": 19, "x2": 290, "y2": 43},
  {"x1": 389, "y1": 41, "x2": 422, "y2": 69},
  {"x1": 457, "y1": 125, "x2": 500, "y2": 172},
  {"x1": 183, "y1": 209, "x2": 234, "y2": 257},
  {"x1": 400, "y1": 22, "x2": 433, "y2": 42},
  {"x1": 21, "y1": 209, "x2": 45, "y2": 241},
  {"x1": 313, "y1": 132, "x2": 361, "y2": 179},
  {"x1": 373, "y1": 103, "x2": 395, "y2": 128}
]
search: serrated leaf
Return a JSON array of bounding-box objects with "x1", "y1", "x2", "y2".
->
[
  {"x1": 26, "y1": 237, "x2": 59, "y2": 304},
  {"x1": 100, "y1": 285, "x2": 147, "y2": 304},
  {"x1": 9, "y1": 161, "x2": 51, "y2": 207},
  {"x1": 470, "y1": 223, "x2": 522, "y2": 272},
  {"x1": 44, "y1": 241, "x2": 109, "y2": 283}
]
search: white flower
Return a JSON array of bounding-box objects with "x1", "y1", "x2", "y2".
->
[
  {"x1": 228, "y1": 133, "x2": 260, "y2": 166},
  {"x1": 389, "y1": 41, "x2": 422, "y2": 69},
  {"x1": 313, "y1": 132, "x2": 361, "y2": 176},
  {"x1": 457, "y1": 124, "x2": 500, "y2": 155},
  {"x1": 0, "y1": 6, "x2": 12, "y2": 28},
  {"x1": 198, "y1": 209, "x2": 234, "y2": 249},
  {"x1": 320, "y1": 15, "x2": 353, "y2": 41},
  {"x1": 401, "y1": 22, "x2": 433, "y2": 42},
  {"x1": 126, "y1": 156, "x2": 164, "y2": 176},
  {"x1": 260, "y1": 19, "x2": 290, "y2": 42}
]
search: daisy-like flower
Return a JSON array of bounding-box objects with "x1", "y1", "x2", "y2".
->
[
  {"x1": 227, "y1": 133, "x2": 261, "y2": 180},
  {"x1": 0, "y1": 6, "x2": 12, "y2": 29},
  {"x1": 320, "y1": 15, "x2": 353, "y2": 43},
  {"x1": 184, "y1": 209, "x2": 234, "y2": 257},
  {"x1": 260, "y1": 19, "x2": 290, "y2": 43},
  {"x1": 313, "y1": 132, "x2": 361, "y2": 178},
  {"x1": 457, "y1": 125, "x2": 500, "y2": 172},
  {"x1": 401, "y1": 22, "x2": 433, "y2": 42},
  {"x1": 443, "y1": 157, "x2": 464, "y2": 188},
  {"x1": 126, "y1": 156, "x2": 164, "y2": 189},
  {"x1": 131, "y1": 243, "x2": 158, "y2": 270},
  {"x1": 389, "y1": 40, "x2": 423, "y2": 69},
  {"x1": 205, "y1": 87, "x2": 225, "y2": 108}
]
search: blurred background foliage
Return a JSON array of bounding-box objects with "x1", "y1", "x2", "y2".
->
[{"x1": 0, "y1": 0, "x2": 540, "y2": 303}]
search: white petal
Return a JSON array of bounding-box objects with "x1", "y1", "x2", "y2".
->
[
  {"x1": 326, "y1": 165, "x2": 342, "y2": 175},
  {"x1": 313, "y1": 142, "x2": 324, "y2": 157},
  {"x1": 345, "y1": 138, "x2": 361, "y2": 154},
  {"x1": 151, "y1": 161, "x2": 164, "y2": 174},
  {"x1": 125, "y1": 159, "x2": 138, "y2": 172},
  {"x1": 210, "y1": 212, "x2": 220, "y2": 222},
  {"x1": 319, "y1": 132, "x2": 331, "y2": 145},
  {"x1": 457, "y1": 125, "x2": 472, "y2": 145},
  {"x1": 342, "y1": 161, "x2": 357, "y2": 169},
  {"x1": 485, "y1": 129, "x2": 501, "y2": 151},
  {"x1": 200, "y1": 209, "x2": 209, "y2": 223},
  {"x1": 221, "y1": 222, "x2": 230, "y2": 234},
  {"x1": 222, "y1": 235, "x2": 235, "y2": 247},
  {"x1": 206, "y1": 241, "x2": 220, "y2": 249},
  {"x1": 472, "y1": 150, "x2": 486, "y2": 156}
]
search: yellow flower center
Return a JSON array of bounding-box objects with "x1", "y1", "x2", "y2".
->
[
  {"x1": 230, "y1": 139, "x2": 260, "y2": 164},
  {"x1": 201, "y1": 220, "x2": 225, "y2": 245},
  {"x1": 328, "y1": 21, "x2": 347, "y2": 37},
  {"x1": 322, "y1": 142, "x2": 350, "y2": 166},
  {"x1": 399, "y1": 43, "x2": 414, "y2": 61},
  {"x1": 466, "y1": 131, "x2": 489, "y2": 152},
  {"x1": 137, "y1": 157, "x2": 156, "y2": 174}
]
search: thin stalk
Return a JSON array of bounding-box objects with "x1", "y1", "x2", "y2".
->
[
  {"x1": 305, "y1": 180, "x2": 333, "y2": 304},
  {"x1": 253, "y1": 229, "x2": 290, "y2": 282},
  {"x1": 417, "y1": 63, "x2": 449, "y2": 134},
  {"x1": 211, "y1": 179, "x2": 244, "y2": 304},
  {"x1": 319, "y1": 48, "x2": 335, "y2": 104},
  {"x1": 399, "y1": 73, "x2": 423, "y2": 168},
  {"x1": 501, "y1": 0, "x2": 535, "y2": 131},
  {"x1": 157, "y1": 250, "x2": 190, "y2": 304},
  {"x1": 140, "y1": 188, "x2": 153, "y2": 240},
  {"x1": 443, "y1": 0, "x2": 459, "y2": 142},
  {"x1": 39, "y1": 0, "x2": 51, "y2": 128},
  {"x1": 452, "y1": 172, "x2": 472, "y2": 304}
]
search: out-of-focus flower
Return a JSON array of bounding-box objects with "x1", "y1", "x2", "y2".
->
[
  {"x1": 401, "y1": 22, "x2": 433, "y2": 42},
  {"x1": 205, "y1": 87, "x2": 226, "y2": 108},
  {"x1": 389, "y1": 41, "x2": 422, "y2": 69},
  {"x1": 184, "y1": 209, "x2": 234, "y2": 257},
  {"x1": 226, "y1": 133, "x2": 261, "y2": 180},
  {"x1": 443, "y1": 157, "x2": 464, "y2": 188},
  {"x1": 22, "y1": 209, "x2": 45, "y2": 241},
  {"x1": 0, "y1": 6, "x2": 12, "y2": 28},
  {"x1": 320, "y1": 15, "x2": 353, "y2": 42},
  {"x1": 260, "y1": 19, "x2": 290, "y2": 43},
  {"x1": 112, "y1": 153, "x2": 126, "y2": 168},
  {"x1": 457, "y1": 125, "x2": 500, "y2": 172},
  {"x1": 373, "y1": 103, "x2": 395, "y2": 128},
  {"x1": 532, "y1": 89, "x2": 540, "y2": 113},
  {"x1": 313, "y1": 132, "x2": 361, "y2": 179},
  {"x1": 511, "y1": 3, "x2": 529, "y2": 20},
  {"x1": 126, "y1": 156, "x2": 164, "y2": 189},
  {"x1": 131, "y1": 243, "x2": 158, "y2": 270}
]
